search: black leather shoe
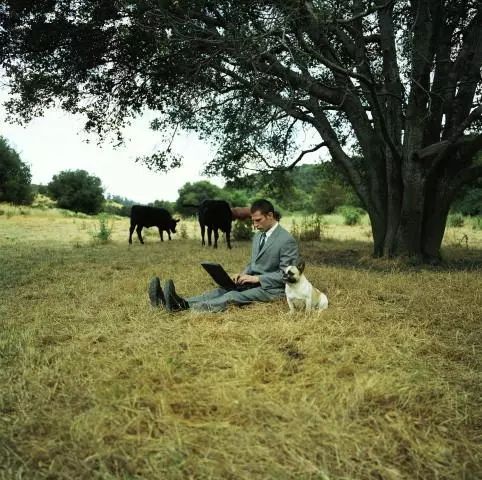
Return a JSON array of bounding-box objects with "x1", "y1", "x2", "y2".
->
[
  {"x1": 148, "y1": 277, "x2": 166, "y2": 308},
  {"x1": 164, "y1": 280, "x2": 189, "y2": 312}
]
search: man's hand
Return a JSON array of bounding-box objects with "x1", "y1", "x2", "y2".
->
[{"x1": 235, "y1": 273, "x2": 260, "y2": 284}]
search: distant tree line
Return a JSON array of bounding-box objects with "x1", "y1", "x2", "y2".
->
[{"x1": 1, "y1": 135, "x2": 481, "y2": 218}]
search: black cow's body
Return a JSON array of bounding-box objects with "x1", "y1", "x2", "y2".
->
[
  {"x1": 129, "y1": 205, "x2": 179, "y2": 244},
  {"x1": 185, "y1": 200, "x2": 232, "y2": 249}
]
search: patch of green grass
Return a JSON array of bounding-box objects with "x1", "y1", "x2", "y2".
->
[{"x1": 0, "y1": 206, "x2": 481, "y2": 479}]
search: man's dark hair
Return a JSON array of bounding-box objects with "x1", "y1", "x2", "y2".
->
[{"x1": 250, "y1": 199, "x2": 275, "y2": 215}]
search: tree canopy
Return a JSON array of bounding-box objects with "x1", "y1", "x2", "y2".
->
[
  {"x1": 48, "y1": 170, "x2": 104, "y2": 215},
  {"x1": 1, "y1": 0, "x2": 481, "y2": 260},
  {"x1": 0, "y1": 136, "x2": 33, "y2": 205}
]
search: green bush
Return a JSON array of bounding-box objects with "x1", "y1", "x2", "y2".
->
[
  {"x1": 92, "y1": 214, "x2": 113, "y2": 243},
  {"x1": 232, "y1": 219, "x2": 254, "y2": 241},
  {"x1": 32, "y1": 193, "x2": 56, "y2": 209},
  {"x1": 447, "y1": 213, "x2": 464, "y2": 228},
  {"x1": 471, "y1": 216, "x2": 482, "y2": 231},
  {"x1": 337, "y1": 206, "x2": 363, "y2": 225}
]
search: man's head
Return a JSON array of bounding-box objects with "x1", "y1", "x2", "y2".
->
[{"x1": 250, "y1": 199, "x2": 277, "y2": 232}]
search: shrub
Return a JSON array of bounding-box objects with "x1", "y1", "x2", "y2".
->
[
  {"x1": 92, "y1": 214, "x2": 113, "y2": 243},
  {"x1": 447, "y1": 213, "x2": 464, "y2": 228},
  {"x1": 290, "y1": 215, "x2": 324, "y2": 241},
  {"x1": 232, "y1": 219, "x2": 253, "y2": 240},
  {"x1": 337, "y1": 206, "x2": 363, "y2": 225},
  {"x1": 32, "y1": 193, "x2": 56, "y2": 210},
  {"x1": 471, "y1": 216, "x2": 482, "y2": 231}
]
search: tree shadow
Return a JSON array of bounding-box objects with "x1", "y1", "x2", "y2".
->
[{"x1": 299, "y1": 239, "x2": 482, "y2": 272}]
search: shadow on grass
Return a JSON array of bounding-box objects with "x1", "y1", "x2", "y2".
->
[{"x1": 299, "y1": 238, "x2": 482, "y2": 272}]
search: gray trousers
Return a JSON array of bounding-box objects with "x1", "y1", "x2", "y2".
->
[{"x1": 186, "y1": 286, "x2": 285, "y2": 313}]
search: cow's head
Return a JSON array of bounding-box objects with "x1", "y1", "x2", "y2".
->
[{"x1": 170, "y1": 218, "x2": 180, "y2": 233}]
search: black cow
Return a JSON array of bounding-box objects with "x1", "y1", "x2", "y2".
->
[
  {"x1": 129, "y1": 205, "x2": 180, "y2": 244},
  {"x1": 185, "y1": 200, "x2": 232, "y2": 249}
]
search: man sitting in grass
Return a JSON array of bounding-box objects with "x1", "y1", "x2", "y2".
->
[{"x1": 148, "y1": 199, "x2": 299, "y2": 313}]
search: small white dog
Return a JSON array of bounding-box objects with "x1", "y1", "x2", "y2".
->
[{"x1": 282, "y1": 260, "x2": 328, "y2": 313}]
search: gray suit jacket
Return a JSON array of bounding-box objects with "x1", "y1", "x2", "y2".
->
[{"x1": 243, "y1": 224, "x2": 299, "y2": 293}]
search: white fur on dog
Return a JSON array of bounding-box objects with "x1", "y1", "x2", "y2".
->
[{"x1": 283, "y1": 263, "x2": 328, "y2": 313}]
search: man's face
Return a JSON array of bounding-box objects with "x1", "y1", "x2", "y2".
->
[{"x1": 251, "y1": 210, "x2": 275, "y2": 231}]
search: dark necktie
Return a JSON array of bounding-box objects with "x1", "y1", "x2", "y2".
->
[{"x1": 259, "y1": 232, "x2": 266, "y2": 250}]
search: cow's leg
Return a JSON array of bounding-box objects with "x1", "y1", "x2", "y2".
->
[
  {"x1": 207, "y1": 227, "x2": 213, "y2": 246},
  {"x1": 226, "y1": 230, "x2": 232, "y2": 249},
  {"x1": 213, "y1": 228, "x2": 219, "y2": 249},
  {"x1": 158, "y1": 227, "x2": 164, "y2": 242},
  {"x1": 129, "y1": 224, "x2": 136, "y2": 244},
  {"x1": 201, "y1": 223, "x2": 206, "y2": 246},
  {"x1": 167, "y1": 230, "x2": 172, "y2": 240},
  {"x1": 136, "y1": 225, "x2": 144, "y2": 244}
]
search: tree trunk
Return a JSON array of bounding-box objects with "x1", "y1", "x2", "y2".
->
[
  {"x1": 421, "y1": 206, "x2": 450, "y2": 262},
  {"x1": 364, "y1": 157, "x2": 459, "y2": 262}
]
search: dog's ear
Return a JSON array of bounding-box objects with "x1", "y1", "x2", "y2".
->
[{"x1": 297, "y1": 259, "x2": 305, "y2": 273}]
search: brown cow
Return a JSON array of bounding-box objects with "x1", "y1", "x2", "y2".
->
[
  {"x1": 231, "y1": 206, "x2": 281, "y2": 221},
  {"x1": 231, "y1": 206, "x2": 251, "y2": 220}
]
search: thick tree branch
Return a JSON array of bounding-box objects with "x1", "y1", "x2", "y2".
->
[
  {"x1": 422, "y1": 107, "x2": 482, "y2": 175},
  {"x1": 286, "y1": 142, "x2": 326, "y2": 170},
  {"x1": 449, "y1": 105, "x2": 482, "y2": 142},
  {"x1": 335, "y1": 0, "x2": 395, "y2": 25},
  {"x1": 443, "y1": 10, "x2": 482, "y2": 137}
]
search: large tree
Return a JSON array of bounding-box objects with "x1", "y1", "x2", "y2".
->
[{"x1": 1, "y1": 1, "x2": 481, "y2": 260}]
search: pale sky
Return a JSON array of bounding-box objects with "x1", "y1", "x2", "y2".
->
[{"x1": 0, "y1": 92, "x2": 225, "y2": 204}]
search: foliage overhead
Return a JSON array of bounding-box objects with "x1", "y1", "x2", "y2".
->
[
  {"x1": 1, "y1": 0, "x2": 481, "y2": 259},
  {"x1": 0, "y1": 136, "x2": 33, "y2": 205},
  {"x1": 48, "y1": 169, "x2": 105, "y2": 215}
]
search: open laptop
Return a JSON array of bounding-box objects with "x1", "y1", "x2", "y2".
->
[{"x1": 201, "y1": 262, "x2": 260, "y2": 291}]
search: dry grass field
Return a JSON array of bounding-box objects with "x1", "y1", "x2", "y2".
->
[{"x1": 1, "y1": 204, "x2": 481, "y2": 480}]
